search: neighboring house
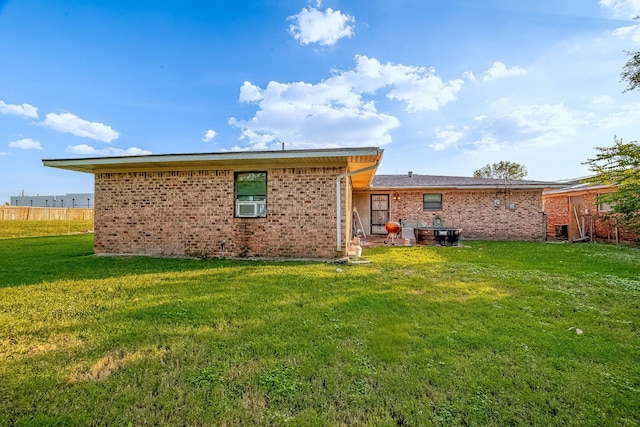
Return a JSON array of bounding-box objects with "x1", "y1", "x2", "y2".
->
[
  {"x1": 43, "y1": 148, "x2": 383, "y2": 259},
  {"x1": 543, "y1": 181, "x2": 638, "y2": 243},
  {"x1": 353, "y1": 173, "x2": 564, "y2": 241}
]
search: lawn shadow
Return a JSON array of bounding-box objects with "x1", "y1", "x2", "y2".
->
[{"x1": 0, "y1": 234, "x2": 323, "y2": 288}]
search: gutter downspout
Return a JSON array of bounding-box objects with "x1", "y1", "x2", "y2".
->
[{"x1": 336, "y1": 161, "x2": 381, "y2": 252}]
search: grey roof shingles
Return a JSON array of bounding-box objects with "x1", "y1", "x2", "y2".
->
[{"x1": 371, "y1": 174, "x2": 564, "y2": 189}]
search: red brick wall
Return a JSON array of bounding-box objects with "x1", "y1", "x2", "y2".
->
[
  {"x1": 543, "y1": 189, "x2": 638, "y2": 242},
  {"x1": 358, "y1": 189, "x2": 546, "y2": 240},
  {"x1": 543, "y1": 195, "x2": 568, "y2": 238},
  {"x1": 94, "y1": 167, "x2": 348, "y2": 258}
]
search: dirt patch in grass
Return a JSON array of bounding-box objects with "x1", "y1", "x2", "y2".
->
[{"x1": 69, "y1": 347, "x2": 169, "y2": 383}]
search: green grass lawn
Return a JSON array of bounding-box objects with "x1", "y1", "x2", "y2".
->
[
  {"x1": 0, "y1": 219, "x2": 93, "y2": 239},
  {"x1": 1, "y1": 234, "x2": 639, "y2": 426}
]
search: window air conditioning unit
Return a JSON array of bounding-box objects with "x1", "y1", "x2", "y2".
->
[{"x1": 236, "y1": 200, "x2": 266, "y2": 218}]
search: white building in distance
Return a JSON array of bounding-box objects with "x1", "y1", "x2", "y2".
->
[{"x1": 10, "y1": 192, "x2": 94, "y2": 208}]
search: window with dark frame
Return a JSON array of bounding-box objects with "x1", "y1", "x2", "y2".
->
[
  {"x1": 235, "y1": 172, "x2": 267, "y2": 217},
  {"x1": 596, "y1": 193, "x2": 613, "y2": 213},
  {"x1": 423, "y1": 193, "x2": 442, "y2": 210}
]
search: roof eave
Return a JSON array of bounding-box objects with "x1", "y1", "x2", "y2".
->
[
  {"x1": 543, "y1": 183, "x2": 614, "y2": 195},
  {"x1": 43, "y1": 147, "x2": 384, "y2": 174},
  {"x1": 369, "y1": 184, "x2": 564, "y2": 191}
]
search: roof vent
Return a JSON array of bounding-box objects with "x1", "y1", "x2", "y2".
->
[{"x1": 408, "y1": 171, "x2": 413, "y2": 178}]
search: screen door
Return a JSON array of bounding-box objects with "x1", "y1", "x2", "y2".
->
[{"x1": 371, "y1": 194, "x2": 389, "y2": 235}]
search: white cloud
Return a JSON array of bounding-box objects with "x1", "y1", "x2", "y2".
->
[
  {"x1": 239, "y1": 81, "x2": 264, "y2": 103},
  {"x1": 436, "y1": 130, "x2": 465, "y2": 144},
  {"x1": 595, "y1": 102, "x2": 640, "y2": 129},
  {"x1": 0, "y1": 100, "x2": 38, "y2": 119},
  {"x1": 601, "y1": 0, "x2": 640, "y2": 42},
  {"x1": 428, "y1": 142, "x2": 448, "y2": 152},
  {"x1": 612, "y1": 24, "x2": 640, "y2": 43},
  {"x1": 477, "y1": 104, "x2": 584, "y2": 152},
  {"x1": 40, "y1": 112, "x2": 119, "y2": 143},
  {"x1": 329, "y1": 55, "x2": 465, "y2": 112},
  {"x1": 66, "y1": 144, "x2": 151, "y2": 156},
  {"x1": 0, "y1": 151, "x2": 10, "y2": 156},
  {"x1": 600, "y1": 0, "x2": 640, "y2": 17},
  {"x1": 202, "y1": 129, "x2": 217, "y2": 142},
  {"x1": 229, "y1": 55, "x2": 465, "y2": 149},
  {"x1": 229, "y1": 99, "x2": 400, "y2": 150},
  {"x1": 288, "y1": 6, "x2": 355, "y2": 46},
  {"x1": 483, "y1": 61, "x2": 527, "y2": 81},
  {"x1": 590, "y1": 95, "x2": 614, "y2": 104},
  {"x1": 225, "y1": 145, "x2": 253, "y2": 152},
  {"x1": 430, "y1": 129, "x2": 465, "y2": 151},
  {"x1": 466, "y1": 134, "x2": 502, "y2": 152},
  {"x1": 462, "y1": 71, "x2": 477, "y2": 82},
  {"x1": 431, "y1": 103, "x2": 590, "y2": 154},
  {"x1": 9, "y1": 138, "x2": 43, "y2": 150},
  {"x1": 503, "y1": 103, "x2": 587, "y2": 138}
]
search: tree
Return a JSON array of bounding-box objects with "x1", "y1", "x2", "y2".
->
[
  {"x1": 473, "y1": 161, "x2": 527, "y2": 180},
  {"x1": 583, "y1": 136, "x2": 640, "y2": 232},
  {"x1": 620, "y1": 17, "x2": 640, "y2": 93},
  {"x1": 621, "y1": 49, "x2": 640, "y2": 92}
]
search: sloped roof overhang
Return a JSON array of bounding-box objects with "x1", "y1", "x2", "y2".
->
[
  {"x1": 370, "y1": 184, "x2": 563, "y2": 190},
  {"x1": 43, "y1": 147, "x2": 384, "y2": 190},
  {"x1": 542, "y1": 182, "x2": 612, "y2": 196},
  {"x1": 368, "y1": 174, "x2": 566, "y2": 191}
]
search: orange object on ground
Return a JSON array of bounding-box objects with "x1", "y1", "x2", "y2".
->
[{"x1": 385, "y1": 221, "x2": 401, "y2": 234}]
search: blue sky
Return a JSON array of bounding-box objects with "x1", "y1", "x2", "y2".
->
[{"x1": 1, "y1": 0, "x2": 639, "y2": 202}]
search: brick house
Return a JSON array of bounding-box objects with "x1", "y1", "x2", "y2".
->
[
  {"x1": 43, "y1": 147, "x2": 383, "y2": 259},
  {"x1": 543, "y1": 182, "x2": 638, "y2": 244},
  {"x1": 353, "y1": 173, "x2": 563, "y2": 241},
  {"x1": 44, "y1": 147, "x2": 567, "y2": 258}
]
